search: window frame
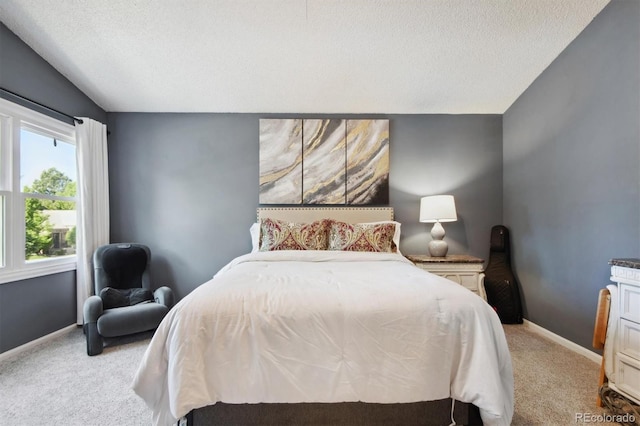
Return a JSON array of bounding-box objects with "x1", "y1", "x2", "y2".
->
[{"x1": 0, "y1": 98, "x2": 78, "y2": 284}]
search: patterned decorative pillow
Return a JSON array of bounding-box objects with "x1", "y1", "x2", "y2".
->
[
  {"x1": 328, "y1": 221, "x2": 397, "y2": 252},
  {"x1": 259, "y1": 218, "x2": 331, "y2": 251}
]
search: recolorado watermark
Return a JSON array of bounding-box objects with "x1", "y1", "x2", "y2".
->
[{"x1": 575, "y1": 412, "x2": 636, "y2": 423}]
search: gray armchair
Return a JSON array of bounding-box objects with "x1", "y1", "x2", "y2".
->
[{"x1": 83, "y1": 243, "x2": 174, "y2": 356}]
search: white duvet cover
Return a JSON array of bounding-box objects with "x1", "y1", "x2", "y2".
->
[{"x1": 132, "y1": 251, "x2": 514, "y2": 426}]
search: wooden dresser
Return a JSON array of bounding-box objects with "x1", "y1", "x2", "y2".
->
[{"x1": 609, "y1": 258, "x2": 640, "y2": 405}]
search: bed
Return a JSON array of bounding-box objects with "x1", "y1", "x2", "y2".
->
[{"x1": 132, "y1": 207, "x2": 514, "y2": 426}]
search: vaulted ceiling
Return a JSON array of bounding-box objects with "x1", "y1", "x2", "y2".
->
[{"x1": 0, "y1": 0, "x2": 610, "y2": 113}]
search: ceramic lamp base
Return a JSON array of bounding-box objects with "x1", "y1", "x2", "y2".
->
[
  {"x1": 428, "y1": 240, "x2": 449, "y2": 257},
  {"x1": 428, "y1": 221, "x2": 448, "y2": 257}
]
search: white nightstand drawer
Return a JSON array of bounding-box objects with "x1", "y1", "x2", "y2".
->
[
  {"x1": 616, "y1": 353, "x2": 640, "y2": 402},
  {"x1": 440, "y1": 273, "x2": 478, "y2": 292},
  {"x1": 620, "y1": 318, "x2": 640, "y2": 360},
  {"x1": 406, "y1": 255, "x2": 486, "y2": 301},
  {"x1": 620, "y1": 284, "x2": 640, "y2": 323}
]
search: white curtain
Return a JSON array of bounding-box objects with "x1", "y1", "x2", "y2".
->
[{"x1": 75, "y1": 118, "x2": 110, "y2": 324}]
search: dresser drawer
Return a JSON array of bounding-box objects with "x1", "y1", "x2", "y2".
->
[
  {"x1": 620, "y1": 319, "x2": 640, "y2": 360},
  {"x1": 609, "y1": 261, "x2": 640, "y2": 405},
  {"x1": 616, "y1": 353, "x2": 640, "y2": 403},
  {"x1": 620, "y1": 284, "x2": 640, "y2": 323}
]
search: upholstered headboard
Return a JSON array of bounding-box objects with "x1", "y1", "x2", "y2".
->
[{"x1": 257, "y1": 207, "x2": 394, "y2": 223}]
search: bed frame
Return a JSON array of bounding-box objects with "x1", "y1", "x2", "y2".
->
[
  {"x1": 187, "y1": 400, "x2": 481, "y2": 425},
  {"x1": 186, "y1": 206, "x2": 483, "y2": 425},
  {"x1": 256, "y1": 206, "x2": 395, "y2": 222}
]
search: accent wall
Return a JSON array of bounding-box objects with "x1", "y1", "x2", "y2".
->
[
  {"x1": 107, "y1": 113, "x2": 503, "y2": 300},
  {"x1": 503, "y1": 0, "x2": 639, "y2": 349}
]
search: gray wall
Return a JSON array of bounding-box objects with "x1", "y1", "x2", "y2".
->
[
  {"x1": 0, "y1": 22, "x2": 106, "y2": 353},
  {"x1": 503, "y1": 0, "x2": 640, "y2": 349},
  {"x1": 0, "y1": 272, "x2": 76, "y2": 352},
  {"x1": 0, "y1": 23, "x2": 106, "y2": 124},
  {"x1": 107, "y1": 113, "x2": 503, "y2": 300}
]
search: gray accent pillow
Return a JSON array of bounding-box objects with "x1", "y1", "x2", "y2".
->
[{"x1": 99, "y1": 287, "x2": 153, "y2": 309}]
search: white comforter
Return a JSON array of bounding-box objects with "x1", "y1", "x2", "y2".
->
[{"x1": 133, "y1": 251, "x2": 514, "y2": 426}]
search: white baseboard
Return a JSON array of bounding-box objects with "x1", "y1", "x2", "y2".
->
[
  {"x1": 523, "y1": 319, "x2": 601, "y2": 364},
  {"x1": 0, "y1": 324, "x2": 77, "y2": 363}
]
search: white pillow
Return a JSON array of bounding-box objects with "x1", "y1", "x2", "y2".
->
[{"x1": 250, "y1": 222, "x2": 260, "y2": 252}]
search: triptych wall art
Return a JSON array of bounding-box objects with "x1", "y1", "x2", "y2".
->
[{"x1": 259, "y1": 119, "x2": 389, "y2": 205}]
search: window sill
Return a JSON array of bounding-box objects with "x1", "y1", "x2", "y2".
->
[{"x1": 0, "y1": 259, "x2": 77, "y2": 284}]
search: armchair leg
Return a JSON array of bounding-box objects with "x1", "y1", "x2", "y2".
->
[{"x1": 85, "y1": 322, "x2": 104, "y2": 356}]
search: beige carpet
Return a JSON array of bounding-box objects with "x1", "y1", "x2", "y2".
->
[
  {"x1": 0, "y1": 324, "x2": 624, "y2": 425},
  {"x1": 0, "y1": 329, "x2": 153, "y2": 426},
  {"x1": 504, "y1": 324, "x2": 618, "y2": 425}
]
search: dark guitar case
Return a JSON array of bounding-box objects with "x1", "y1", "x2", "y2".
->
[{"x1": 484, "y1": 225, "x2": 523, "y2": 324}]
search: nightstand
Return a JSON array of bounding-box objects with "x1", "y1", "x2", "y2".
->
[{"x1": 405, "y1": 254, "x2": 486, "y2": 301}]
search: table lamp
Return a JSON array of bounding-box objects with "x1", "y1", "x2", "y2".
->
[{"x1": 420, "y1": 195, "x2": 457, "y2": 257}]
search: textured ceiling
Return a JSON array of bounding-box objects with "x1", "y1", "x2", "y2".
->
[{"x1": 0, "y1": 0, "x2": 610, "y2": 114}]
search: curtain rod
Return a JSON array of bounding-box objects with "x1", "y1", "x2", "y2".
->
[{"x1": 0, "y1": 87, "x2": 84, "y2": 125}]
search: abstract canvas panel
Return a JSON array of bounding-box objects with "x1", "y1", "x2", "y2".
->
[
  {"x1": 302, "y1": 119, "x2": 346, "y2": 204},
  {"x1": 259, "y1": 119, "x2": 303, "y2": 204},
  {"x1": 346, "y1": 119, "x2": 389, "y2": 205},
  {"x1": 259, "y1": 118, "x2": 389, "y2": 205}
]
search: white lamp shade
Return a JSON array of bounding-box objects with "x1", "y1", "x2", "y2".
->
[{"x1": 420, "y1": 195, "x2": 457, "y2": 223}]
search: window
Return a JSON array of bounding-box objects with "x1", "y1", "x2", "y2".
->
[{"x1": 0, "y1": 98, "x2": 78, "y2": 283}]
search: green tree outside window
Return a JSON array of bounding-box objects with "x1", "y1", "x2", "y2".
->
[{"x1": 24, "y1": 167, "x2": 76, "y2": 259}]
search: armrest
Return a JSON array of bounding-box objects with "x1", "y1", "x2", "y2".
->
[
  {"x1": 83, "y1": 295, "x2": 104, "y2": 324},
  {"x1": 154, "y1": 286, "x2": 174, "y2": 309}
]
